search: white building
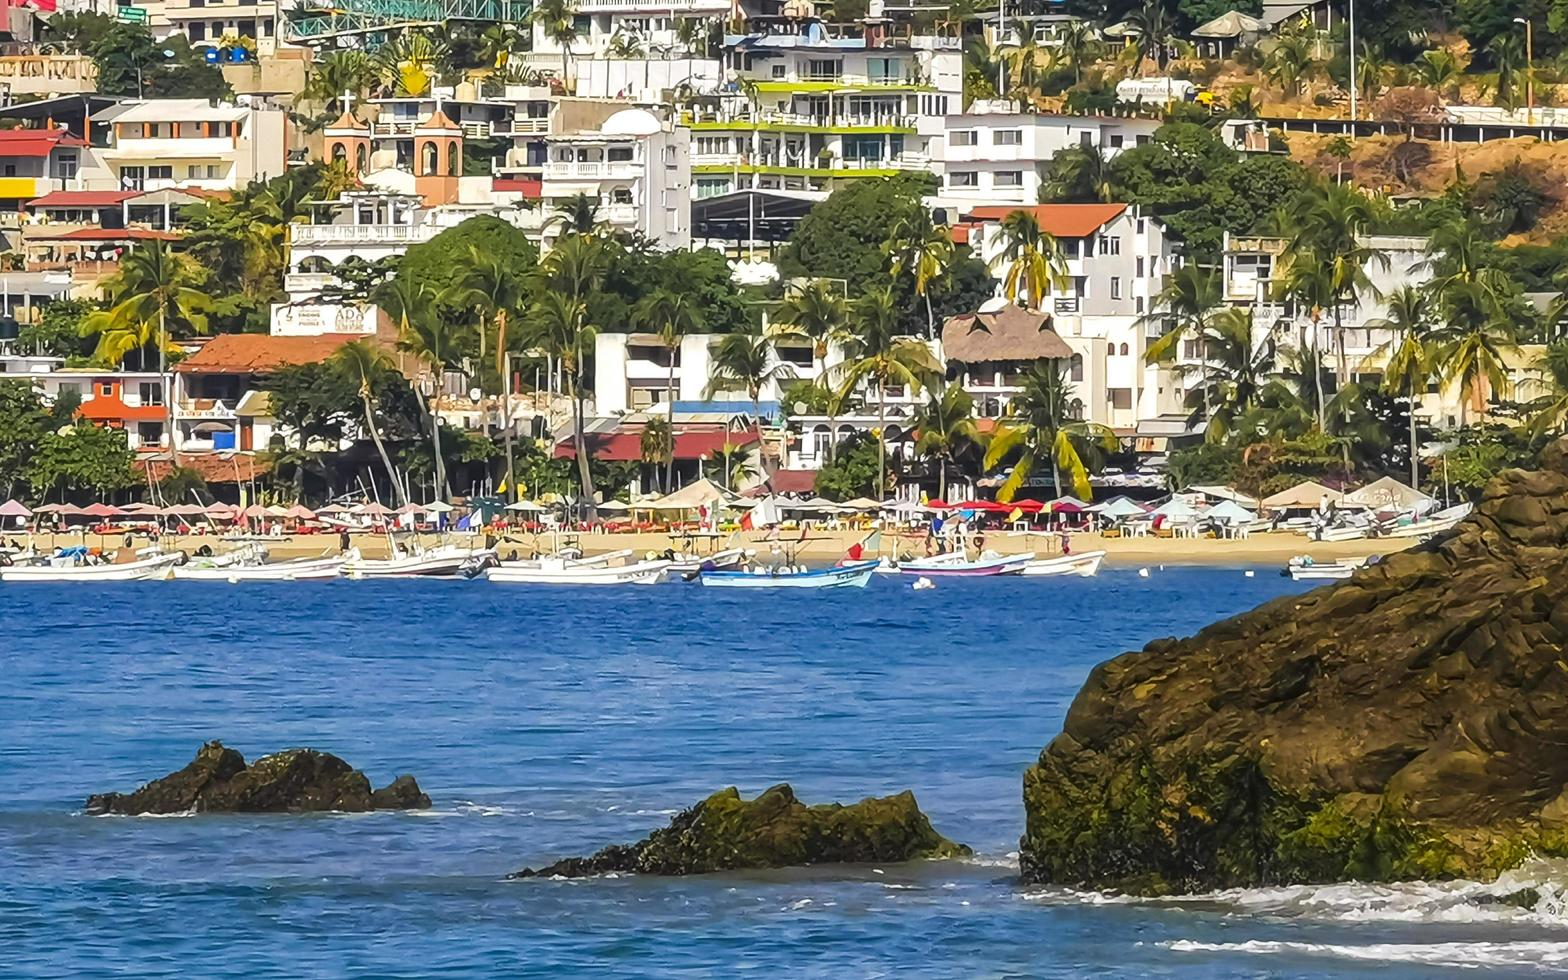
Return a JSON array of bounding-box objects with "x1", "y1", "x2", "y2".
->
[
  {"x1": 593, "y1": 330, "x2": 816, "y2": 414},
  {"x1": 933, "y1": 104, "x2": 1160, "y2": 207},
  {"x1": 83, "y1": 99, "x2": 289, "y2": 193},
  {"x1": 539, "y1": 106, "x2": 691, "y2": 248},
  {"x1": 0, "y1": 352, "x2": 170, "y2": 449},
  {"x1": 526, "y1": 0, "x2": 727, "y2": 66}
]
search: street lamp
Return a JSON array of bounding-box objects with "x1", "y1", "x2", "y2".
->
[{"x1": 1514, "y1": 17, "x2": 1535, "y2": 125}]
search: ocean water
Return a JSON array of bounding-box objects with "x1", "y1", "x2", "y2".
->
[{"x1": 4, "y1": 568, "x2": 1566, "y2": 977}]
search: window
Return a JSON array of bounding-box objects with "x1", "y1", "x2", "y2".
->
[
  {"x1": 606, "y1": 145, "x2": 633, "y2": 162},
  {"x1": 355, "y1": 144, "x2": 367, "y2": 172},
  {"x1": 805, "y1": 58, "x2": 842, "y2": 81},
  {"x1": 611, "y1": 187, "x2": 633, "y2": 204},
  {"x1": 447, "y1": 140, "x2": 459, "y2": 176},
  {"x1": 1119, "y1": 342, "x2": 1130, "y2": 355},
  {"x1": 139, "y1": 382, "x2": 163, "y2": 406},
  {"x1": 949, "y1": 130, "x2": 976, "y2": 147},
  {"x1": 771, "y1": 64, "x2": 786, "y2": 79},
  {"x1": 993, "y1": 129, "x2": 1022, "y2": 146},
  {"x1": 695, "y1": 177, "x2": 729, "y2": 198},
  {"x1": 421, "y1": 141, "x2": 437, "y2": 174},
  {"x1": 995, "y1": 170, "x2": 1023, "y2": 187},
  {"x1": 867, "y1": 56, "x2": 904, "y2": 82},
  {"x1": 189, "y1": 21, "x2": 207, "y2": 39},
  {"x1": 99, "y1": 383, "x2": 113, "y2": 397},
  {"x1": 120, "y1": 166, "x2": 143, "y2": 190},
  {"x1": 149, "y1": 165, "x2": 172, "y2": 181},
  {"x1": 1108, "y1": 134, "x2": 1124, "y2": 148},
  {"x1": 1070, "y1": 353, "x2": 1084, "y2": 382},
  {"x1": 1061, "y1": 238, "x2": 1081, "y2": 259},
  {"x1": 1136, "y1": 257, "x2": 1145, "y2": 277},
  {"x1": 1110, "y1": 276, "x2": 1122, "y2": 299},
  {"x1": 1098, "y1": 236, "x2": 1121, "y2": 256},
  {"x1": 1135, "y1": 297, "x2": 1145, "y2": 314},
  {"x1": 137, "y1": 422, "x2": 163, "y2": 446},
  {"x1": 1110, "y1": 388, "x2": 1132, "y2": 410},
  {"x1": 3, "y1": 164, "x2": 13, "y2": 177},
  {"x1": 1079, "y1": 131, "x2": 1093, "y2": 147},
  {"x1": 948, "y1": 171, "x2": 977, "y2": 187},
  {"x1": 1136, "y1": 217, "x2": 1147, "y2": 235}
]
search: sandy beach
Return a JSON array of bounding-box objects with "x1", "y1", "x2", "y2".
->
[{"x1": 10, "y1": 526, "x2": 1413, "y2": 570}]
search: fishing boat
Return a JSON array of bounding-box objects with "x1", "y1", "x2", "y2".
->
[
  {"x1": 0, "y1": 547, "x2": 183, "y2": 582},
  {"x1": 485, "y1": 553, "x2": 672, "y2": 585},
  {"x1": 881, "y1": 550, "x2": 1031, "y2": 577},
  {"x1": 1286, "y1": 555, "x2": 1370, "y2": 581},
  {"x1": 665, "y1": 547, "x2": 750, "y2": 576},
  {"x1": 171, "y1": 555, "x2": 345, "y2": 581},
  {"x1": 1019, "y1": 550, "x2": 1106, "y2": 577},
  {"x1": 699, "y1": 560, "x2": 878, "y2": 589},
  {"x1": 343, "y1": 544, "x2": 485, "y2": 579},
  {"x1": 1385, "y1": 503, "x2": 1473, "y2": 539}
]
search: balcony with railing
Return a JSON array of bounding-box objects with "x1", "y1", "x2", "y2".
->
[
  {"x1": 542, "y1": 160, "x2": 643, "y2": 181},
  {"x1": 284, "y1": 271, "x2": 337, "y2": 295},
  {"x1": 684, "y1": 107, "x2": 915, "y2": 130},
  {"x1": 290, "y1": 223, "x2": 440, "y2": 246}
]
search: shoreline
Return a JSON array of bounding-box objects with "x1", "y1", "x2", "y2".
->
[{"x1": 10, "y1": 527, "x2": 1416, "y2": 570}]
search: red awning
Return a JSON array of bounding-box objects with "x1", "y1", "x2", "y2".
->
[
  {"x1": 555, "y1": 427, "x2": 759, "y2": 462},
  {"x1": 28, "y1": 189, "x2": 138, "y2": 209}
]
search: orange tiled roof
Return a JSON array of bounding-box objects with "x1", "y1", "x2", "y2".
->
[
  {"x1": 962, "y1": 203, "x2": 1129, "y2": 239},
  {"x1": 175, "y1": 333, "x2": 358, "y2": 374}
]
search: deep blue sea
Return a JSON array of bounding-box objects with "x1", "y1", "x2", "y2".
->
[{"x1": 6, "y1": 568, "x2": 1568, "y2": 977}]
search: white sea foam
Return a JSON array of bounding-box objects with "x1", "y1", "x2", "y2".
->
[
  {"x1": 1163, "y1": 939, "x2": 1568, "y2": 969},
  {"x1": 959, "y1": 851, "x2": 1021, "y2": 870}
]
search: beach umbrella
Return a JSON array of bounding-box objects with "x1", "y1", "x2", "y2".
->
[
  {"x1": 167, "y1": 504, "x2": 208, "y2": 517},
  {"x1": 596, "y1": 500, "x2": 631, "y2": 512},
  {"x1": 1150, "y1": 498, "x2": 1199, "y2": 520},
  {"x1": 240, "y1": 503, "x2": 269, "y2": 519},
  {"x1": 80, "y1": 503, "x2": 123, "y2": 518},
  {"x1": 839, "y1": 496, "x2": 883, "y2": 511},
  {"x1": 204, "y1": 503, "x2": 238, "y2": 518},
  {"x1": 425, "y1": 501, "x2": 456, "y2": 513},
  {"x1": 284, "y1": 504, "x2": 317, "y2": 520},
  {"x1": 357, "y1": 502, "x2": 394, "y2": 517},
  {"x1": 1088, "y1": 496, "x2": 1149, "y2": 519},
  {"x1": 119, "y1": 501, "x2": 159, "y2": 514},
  {"x1": 1204, "y1": 499, "x2": 1257, "y2": 524},
  {"x1": 315, "y1": 503, "x2": 350, "y2": 514},
  {"x1": 264, "y1": 504, "x2": 291, "y2": 518},
  {"x1": 505, "y1": 500, "x2": 545, "y2": 512},
  {"x1": 0, "y1": 499, "x2": 32, "y2": 519},
  {"x1": 394, "y1": 503, "x2": 427, "y2": 515},
  {"x1": 925, "y1": 499, "x2": 954, "y2": 510}
]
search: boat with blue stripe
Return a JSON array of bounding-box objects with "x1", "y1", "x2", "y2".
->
[{"x1": 698, "y1": 560, "x2": 879, "y2": 589}]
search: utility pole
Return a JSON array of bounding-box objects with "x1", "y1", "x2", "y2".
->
[
  {"x1": 1515, "y1": 17, "x2": 1535, "y2": 125},
  {"x1": 1347, "y1": 0, "x2": 1357, "y2": 124}
]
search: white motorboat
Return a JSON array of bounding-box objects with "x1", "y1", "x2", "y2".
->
[
  {"x1": 485, "y1": 554, "x2": 672, "y2": 585},
  {"x1": 1314, "y1": 523, "x2": 1370, "y2": 542},
  {"x1": 1385, "y1": 503, "x2": 1473, "y2": 539},
  {"x1": 880, "y1": 550, "x2": 1031, "y2": 577},
  {"x1": 172, "y1": 555, "x2": 345, "y2": 581},
  {"x1": 344, "y1": 544, "x2": 486, "y2": 579},
  {"x1": 1, "y1": 548, "x2": 183, "y2": 582},
  {"x1": 1286, "y1": 556, "x2": 1368, "y2": 581},
  {"x1": 699, "y1": 560, "x2": 879, "y2": 589},
  {"x1": 1019, "y1": 550, "x2": 1106, "y2": 577}
]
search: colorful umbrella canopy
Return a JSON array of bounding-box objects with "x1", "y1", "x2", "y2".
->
[
  {"x1": 284, "y1": 504, "x2": 317, "y2": 520},
  {"x1": 0, "y1": 499, "x2": 33, "y2": 518},
  {"x1": 205, "y1": 503, "x2": 238, "y2": 517},
  {"x1": 35, "y1": 503, "x2": 86, "y2": 515},
  {"x1": 80, "y1": 503, "x2": 123, "y2": 517},
  {"x1": 264, "y1": 504, "x2": 291, "y2": 518},
  {"x1": 394, "y1": 503, "x2": 426, "y2": 515},
  {"x1": 165, "y1": 504, "x2": 209, "y2": 517},
  {"x1": 425, "y1": 501, "x2": 456, "y2": 513},
  {"x1": 240, "y1": 504, "x2": 269, "y2": 518},
  {"x1": 356, "y1": 502, "x2": 394, "y2": 517}
]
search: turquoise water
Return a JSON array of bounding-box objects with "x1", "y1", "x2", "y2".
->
[{"x1": 5, "y1": 570, "x2": 1565, "y2": 977}]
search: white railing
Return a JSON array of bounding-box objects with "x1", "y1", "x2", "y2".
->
[
  {"x1": 285, "y1": 271, "x2": 337, "y2": 294},
  {"x1": 600, "y1": 203, "x2": 640, "y2": 224},
  {"x1": 290, "y1": 223, "x2": 439, "y2": 246},
  {"x1": 504, "y1": 118, "x2": 550, "y2": 135},
  {"x1": 542, "y1": 160, "x2": 642, "y2": 180},
  {"x1": 177, "y1": 399, "x2": 236, "y2": 419},
  {"x1": 685, "y1": 108, "x2": 914, "y2": 129},
  {"x1": 574, "y1": 0, "x2": 727, "y2": 10}
]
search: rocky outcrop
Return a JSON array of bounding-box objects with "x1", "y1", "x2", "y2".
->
[
  {"x1": 514, "y1": 784, "x2": 969, "y2": 877},
  {"x1": 1022, "y1": 451, "x2": 1568, "y2": 895},
  {"x1": 85, "y1": 741, "x2": 430, "y2": 815}
]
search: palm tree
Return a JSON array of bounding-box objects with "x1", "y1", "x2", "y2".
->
[
  {"x1": 710, "y1": 440, "x2": 757, "y2": 491},
  {"x1": 1273, "y1": 249, "x2": 1334, "y2": 429},
  {"x1": 914, "y1": 384, "x2": 980, "y2": 500},
  {"x1": 478, "y1": 24, "x2": 521, "y2": 70},
  {"x1": 1039, "y1": 144, "x2": 1116, "y2": 204},
  {"x1": 884, "y1": 217, "x2": 953, "y2": 338},
  {"x1": 376, "y1": 277, "x2": 452, "y2": 500},
  {"x1": 1057, "y1": 20, "x2": 1099, "y2": 86},
  {"x1": 532, "y1": 0, "x2": 579, "y2": 92},
  {"x1": 547, "y1": 192, "x2": 605, "y2": 238},
  {"x1": 983, "y1": 360, "x2": 1119, "y2": 501},
  {"x1": 1419, "y1": 219, "x2": 1510, "y2": 301},
  {"x1": 1417, "y1": 48, "x2": 1461, "y2": 98},
  {"x1": 1141, "y1": 263, "x2": 1221, "y2": 365},
  {"x1": 1354, "y1": 41, "x2": 1388, "y2": 108},
  {"x1": 1176, "y1": 307, "x2": 1282, "y2": 444},
  {"x1": 1366, "y1": 285, "x2": 1438, "y2": 486},
  {"x1": 994, "y1": 209, "x2": 1069, "y2": 310},
  {"x1": 772, "y1": 279, "x2": 850, "y2": 457},
  {"x1": 1489, "y1": 34, "x2": 1524, "y2": 111},
  {"x1": 335, "y1": 340, "x2": 410, "y2": 508},
  {"x1": 525, "y1": 233, "x2": 607, "y2": 510},
  {"x1": 1263, "y1": 33, "x2": 1314, "y2": 97},
  {"x1": 460, "y1": 248, "x2": 530, "y2": 498},
  {"x1": 637, "y1": 288, "x2": 705, "y2": 491},
  {"x1": 1434, "y1": 280, "x2": 1519, "y2": 423},
  {"x1": 835, "y1": 286, "x2": 942, "y2": 495},
  {"x1": 302, "y1": 50, "x2": 378, "y2": 116},
  {"x1": 81, "y1": 242, "x2": 210, "y2": 453},
  {"x1": 372, "y1": 30, "x2": 450, "y2": 96},
  {"x1": 1525, "y1": 342, "x2": 1568, "y2": 438},
  {"x1": 639, "y1": 414, "x2": 673, "y2": 492},
  {"x1": 703, "y1": 329, "x2": 797, "y2": 425},
  {"x1": 1126, "y1": 0, "x2": 1171, "y2": 73}
]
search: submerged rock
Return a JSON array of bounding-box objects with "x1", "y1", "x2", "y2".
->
[
  {"x1": 1022, "y1": 447, "x2": 1568, "y2": 895},
  {"x1": 85, "y1": 741, "x2": 430, "y2": 815},
  {"x1": 514, "y1": 784, "x2": 969, "y2": 877}
]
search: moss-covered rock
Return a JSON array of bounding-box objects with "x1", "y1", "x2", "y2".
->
[
  {"x1": 1022, "y1": 447, "x2": 1568, "y2": 894},
  {"x1": 514, "y1": 784, "x2": 969, "y2": 877},
  {"x1": 85, "y1": 741, "x2": 430, "y2": 815}
]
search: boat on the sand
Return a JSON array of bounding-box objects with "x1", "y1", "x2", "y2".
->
[
  {"x1": 343, "y1": 544, "x2": 485, "y2": 579},
  {"x1": 485, "y1": 552, "x2": 672, "y2": 585},
  {"x1": 1, "y1": 547, "x2": 183, "y2": 582}
]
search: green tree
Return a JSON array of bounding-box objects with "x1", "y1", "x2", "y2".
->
[
  {"x1": 334, "y1": 340, "x2": 411, "y2": 508},
  {"x1": 1143, "y1": 263, "x2": 1222, "y2": 366},
  {"x1": 704, "y1": 329, "x2": 797, "y2": 423},
  {"x1": 396, "y1": 215, "x2": 540, "y2": 298},
  {"x1": 1435, "y1": 280, "x2": 1520, "y2": 422},
  {"x1": 301, "y1": 50, "x2": 379, "y2": 118},
  {"x1": 637, "y1": 288, "x2": 705, "y2": 491},
  {"x1": 983, "y1": 360, "x2": 1119, "y2": 501},
  {"x1": 995, "y1": 209, "x2": 1069, "y2": 309},
  {"x1": 1367, "y1": 285, "x2": 1439, "y2": 486},
  {"x1": 29, "y1": 421, "x2": 137, "y2": 499},
  {"x1": 19, "y1": 299, "x2": 95, "y2": 360},
  {"x1": 82, "y1": 242, "x2": 211, "y2": 450},
  {"x1": 885, "y1": 217, "x2": 954, "y2": 338},
  {"x1": 458, "y1": 247, "x2": 532, "y2": 497},
  {"x1": 1039, "y1": 144, "x2": 1118, "y2": 204},
  {"x1": 0, "y1": 382, "x2": 62, "y2": 500},
  {"x1": 532, "y1": 0, "x2": 579, "y2": 91},
  {"x1": 639, "y1": 414, "x2": 673, "y2": 492},
  {"x1": 813, "y1": 431, "x2": 882, "y2": 501},
  {"x1": 772, "y1": 279, "x2": 850, "y2": 459},
  {"x1": 379, "y1": 278, "x2": 458, "y2": 500},
  {"x1": 1525, "y1": 341, "x2": 1568, "y2": 438},
  {"x1": 1177, "y1": 307, "x2": 1283, "y2": 444},
  {"x1": 913, "y1": 384, "x2": 980, "y2": 500},
  {"x1": 835, "y1": 286, "x2": 942, "y2": 494}
]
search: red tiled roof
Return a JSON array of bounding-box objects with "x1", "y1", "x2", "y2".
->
[
  {"x1": 0, "y1": 129, "x2": 84, "y2": 158},
  {"x1": 138, "y1": 452, "x2": 272, "y2": 484},
  {"x1": 40, "y1": 227, "x2": 180, "y2": 242},
  {"x1": 175, "y1": 333, "x2": 357, "y2": 375},
  {"x1": 759, "y1": 468, "x2": 817, "y2": 494},
  {"x1": 492, "y1": 177, "x2": 541, "y2": 199},
  {"x1": 962, "y1": 203, "x2": 1128, "y2": 239},
  {"x1": 554, "y1": 426, "x2": 761, "y2": 462},
  {"x1": 28, "y1": 190, "x2": 139, "y2": 209}
]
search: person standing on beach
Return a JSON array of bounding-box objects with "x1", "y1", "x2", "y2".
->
[{"x1": 339, "y1": 529, "x2": 351, "y2": 554}]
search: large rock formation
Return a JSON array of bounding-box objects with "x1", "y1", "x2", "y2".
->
[
  {"x1": 85, "y1": 741, "x2": 430, "y2": 815},
  {"x1": 1022, "y1": 455, "x2": 1568, "y2": 895},
  {"x1": 514, "y1": 784, "x2": 969, "y2": 877}
]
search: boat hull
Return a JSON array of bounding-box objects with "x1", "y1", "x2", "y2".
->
[
  {"x1": 890, "y1": 554, "x2": 1030, "y2": 577},
  {"x1": 699, "y1": 561, "x2": 877, "y2": 589},
  {"x1": 1019, "y1": 551, "x2": 1106, "y2": 577},
  {"x1": 0, "y1": 552, "x2": 183, "y2": 582},
  {"x1": 485, "y1": 559, "x2": 672, "y2": 585},
  {"x1": 172, "y1": 558, "x2": 345, "y2": 581},
  {"x1": 344, "y1": 548, "x2": 484, "y2": 579}
]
